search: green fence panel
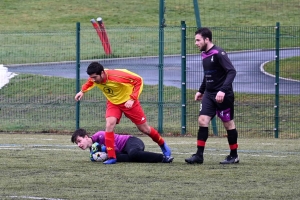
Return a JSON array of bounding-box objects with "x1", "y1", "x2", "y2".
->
[
  {"x1": 185, "y1": 26, "x2": 300, "y2": 138},
  {"x1": 0, "y1": 25, "x2": 299, "y2": 138},
  {"x1": 1, "y1": 30, "x2": 77, "y2": 133},
  {"x1": 77, "y1": 25, "x2": 183, "y2": 134}
]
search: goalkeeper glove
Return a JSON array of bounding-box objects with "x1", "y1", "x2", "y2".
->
[
  {"x1": 91, "y1": 142, "x2": 100, "y2": 154},
  {"x1": 91, "y1": 142, "x2": 107, "y2": 154},
  {"x1": 90, "y1": 153, "x2": 96, "y2": 162}
]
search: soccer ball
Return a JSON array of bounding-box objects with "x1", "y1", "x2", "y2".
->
[{"x1": 92, "y1": 151, "x2": 108, "y2": 162}]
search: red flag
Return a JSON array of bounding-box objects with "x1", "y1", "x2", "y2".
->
[{"x1": 90, "y1": 18, "x2": 112, "y2": 55}]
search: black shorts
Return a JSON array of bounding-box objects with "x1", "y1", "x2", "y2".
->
[{"x1": 199, "y1": 92, "x2": 235, "y2": 122}]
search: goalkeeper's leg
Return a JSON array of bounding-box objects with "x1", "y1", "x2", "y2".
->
[{"x1": 123, "y1": 137, "x2": 173, "y2": 163}]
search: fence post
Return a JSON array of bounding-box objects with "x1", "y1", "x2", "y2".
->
[
  {"x1": 76, "y1": 22, "x2": 80, "y2": 130},
  {"x1": 274, "y1": 22, "x2": 280, "y2": 138},
  {"x1": 193, "y1": 0, "x2": 201, "y2": 28},
  {"x1": 181, "y1": 21, "x2": 187, "y2": 135},
  {"x1": 158, "y1": 0, "x2": 165, "y2": 134}
]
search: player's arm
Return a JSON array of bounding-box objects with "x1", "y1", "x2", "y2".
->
[
  {"x1": 74, "y1": 78, "x2": 95, "y2": 101},
  {"x1": 125, "y1": 73, "x2": 142, "y2": 108},
  {"x1": 81, "y1": 78, "x2": 96, "y2": 93},
  {"x1": 195, "y1": 78, "x2": 205, "y2": 101},
  {"x1": 110, "y1": 70, "x2": 143, "y2": 100},
  {"x1": 125, "y1": 72, "x2": 143, "y2": 101},
  {"x1": 198, "y1": 77, "x2": 206, "y2": 94},
  {"x1": 218, "y1": 51, "x2": 236, "y2": 93}
]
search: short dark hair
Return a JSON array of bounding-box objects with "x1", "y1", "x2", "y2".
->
[
  {"x1": 86, "y1": 62, "x2": 104, "y2": 75},
  {"x1": 195, "y1": 27, "x2": 212, "y2": 42},
  {"x1": 71, "y1": 128, "x2": 89, "y2": 143}
]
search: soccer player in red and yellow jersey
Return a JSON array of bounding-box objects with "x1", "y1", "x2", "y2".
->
[{"x1": 74, "y1": 62, "x2": 173, "y2": 164}]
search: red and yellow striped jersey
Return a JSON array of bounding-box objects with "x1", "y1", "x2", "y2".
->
[{"x1": 81, "y1": 69, "x2": 143, "y2": 105}]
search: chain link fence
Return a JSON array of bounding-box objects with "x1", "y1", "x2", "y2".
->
[{"x1": 0, "y1": 24, "x2": 299, "y2": 138}]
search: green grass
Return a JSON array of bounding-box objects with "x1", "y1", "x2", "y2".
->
[
  {"x1": 1, "y1": 1, "x2": 300, "y2": 199},
  {"x1": 1, "y1": 133, "x2": 300, "y2": 200},
  {"x1": 1, "y1": 0, "x2": 299, "y2": 69},
  {"x1": 1, "y1": 74, "x2": 300, "y2": 138},
  {"x1": 1, "y1": 0, "x2": 300, "y2": 59},
  {"x1": 0, "y1": 0, "x2": 299, "y2": 136},
  {"x1": 264, "y1": 56, "x2": 300, "y2": 80},
  {"x1": 1, "y1": 0, "x2": 300, "y2": 31}
]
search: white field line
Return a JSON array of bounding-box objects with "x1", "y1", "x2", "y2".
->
[
  {"x1": 0, "y1": 147, "x2": 26, "y2": 150},
  {"x1": 173, "y1": 152, "x2": 287, "y2": 158},
  {"x1": 0, "y1": 147, "x2": 288, "y2": 158},
  {"x1": 0, "y1": 138, "x2": 59, "y2": 140},
  {"x1": 0, "y1": 142, "x2": 296, "y2": 158},
  {"x1": 142, "y1": 141, "x2": 278, "y2": 145},
  {"x1": 5, "y1": 196, "x2": 65, "y2": 200},
  {"x1": 0, "y1": 147, "x2": 77, "y2": 151}
]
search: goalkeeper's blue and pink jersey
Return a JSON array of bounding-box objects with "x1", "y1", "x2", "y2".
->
[{"x1": 91, "y1": 131, "x2": 131, "y2": 153}]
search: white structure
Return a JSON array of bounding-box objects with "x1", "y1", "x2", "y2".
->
[{"x1": 0, "y1": 64, "x2": 17, "y2": 89}]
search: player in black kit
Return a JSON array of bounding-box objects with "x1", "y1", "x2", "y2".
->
[{"x1": 185, "y1": 27, "x2": 240, "y2": 165}]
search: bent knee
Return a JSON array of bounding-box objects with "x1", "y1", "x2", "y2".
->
[
  {"x1": 223, "y1": 120, "x2": 236, "y2": 130},
  {"x1": 198, "y1": 116, "x2": 210, "y2": 126}
]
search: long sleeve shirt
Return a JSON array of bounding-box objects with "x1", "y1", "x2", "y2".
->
[
  {"x1": 198, "y1": 45, "x2": 236, "y2": 94},
  {"x1": 81, "y1": 69, "x2": 144, "y2": 105},
  {"x1": 91, "y1": 131, "x2": 131, "y2": 153}
]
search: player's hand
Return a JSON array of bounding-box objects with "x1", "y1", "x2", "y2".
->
[
  {"x1": 75, "y1": 91, "x2": 84, "y2": 101},
  {"x1": 91, "y1": 142, "x2": 106, "y2": 153},
  {"x1": 125, "y1": 99, "x2": 134, "y2": 108},
  {"x1": 195, "y1": 92, "x2": 203, "y2": 101},
  {"x1": 215, "y1": 91, "x2": 225, "y2": 103},
  {"x1": 99, "y1": 145, "x2": 107, "y2": 152}
]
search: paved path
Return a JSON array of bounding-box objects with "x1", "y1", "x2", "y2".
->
[{"x1": 7, "y1": 48, "x2": 300, "y2": 94}]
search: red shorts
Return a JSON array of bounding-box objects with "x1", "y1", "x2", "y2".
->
[{"x1": 105, "y1": 100, "x2": 147, "y2": 125}]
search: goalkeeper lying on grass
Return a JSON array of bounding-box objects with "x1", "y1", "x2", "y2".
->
[{"x1": 71, "y1": 128, "x2": 174, "y2": 163}]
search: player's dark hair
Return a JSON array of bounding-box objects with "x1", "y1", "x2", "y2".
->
[
  {"x1": 86, "y1": 62, "x2": 104, "y2": 75},
  {"x1": 71, "y1": 128, "x2": 89, "y2": 143},
  {"x1": 195, "y1": 27, "x2": 212, "y2": 41}
]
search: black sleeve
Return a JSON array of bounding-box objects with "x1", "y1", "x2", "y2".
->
[
  {"x1": 218, "y1": 51, "x2": 236, "y2": 93},
  {"x1": 198, "y1": 77, "x2": 206, "y2": 94}
]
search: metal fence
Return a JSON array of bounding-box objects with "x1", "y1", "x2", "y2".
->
[
  {"x1": 0, "y1": 24, "x2": 299, "y2": 138},
  {"x1": 183, "y1": 23, "x2": 300, "y2": 139}
]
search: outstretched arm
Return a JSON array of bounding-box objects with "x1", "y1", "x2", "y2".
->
[{"x1": 75, "y1": 91, "x2": 84, "y2": 101}]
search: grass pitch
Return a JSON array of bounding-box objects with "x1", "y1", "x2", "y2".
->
[
  {"x1": 1, "y1": 0, "x2": 299, "y2": 32},
  {"x1": 1, "y1": 133, "x2": 300, "y2": 200}
]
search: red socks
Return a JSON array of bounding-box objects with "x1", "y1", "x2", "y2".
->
[
  {"x1": 148, "y1": 127, "x2": 165, "y2": 146},
  {"x1": 197, "y1": 140, "x2": 206, "y2": 147},
  {"x1": 229, "y1": 144, "x2": 238, "y2": 150},
  {"x1": 105, "y1": 131, "x2": 116, "y2": 159}
]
